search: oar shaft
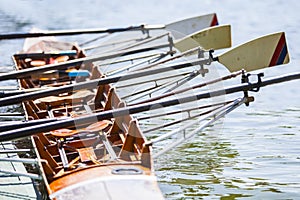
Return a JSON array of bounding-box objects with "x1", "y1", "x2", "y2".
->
[
  {"x1": 0, "y1": 59, "x2": 206, "y2": 107},
  {"x1": 0, "y1": 72, "x2": 298, "y2": 142},
  {"x1": 0, "y1": 43, "x2": 170, "y2": 81},
  {"x1": 13, "y1": 50, "x2": 77, "y2": 59},
  {"x1": 0, "y1": 118, "x2": 58, "y2": 132},
  {"x1": 259, "y1": 72, "x2": 300, "y2": 87},
  {"x1": 0, "y1": 90, "x2": 27, "y2": 97},
  {"x1": 0, "y1": 88, "x2": 45, "y2": 97},
  {"x1": 0, "y1": 25, "x2": 165, "y2": 40}
]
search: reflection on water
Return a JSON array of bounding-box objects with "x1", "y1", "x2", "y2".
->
[
  {"x1": 155, "y1": 121, "x2": 300, "y2": 199},
  {"x1": 155, "y1": 131, "x2": 239, "y2": 199}
]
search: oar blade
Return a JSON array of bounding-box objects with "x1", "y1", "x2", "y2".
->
[
  {"x1": 218, "y1": 32, "x2": 290, "y2": 72},
  {"x1": 174, "y1": 25, "x2": 231, "y2": 52},
  {"x1": 166, "y1": 13, "x2": 218, "y2": 39}
]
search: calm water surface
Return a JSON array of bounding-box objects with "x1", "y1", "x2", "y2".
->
[{"x1": 0, "y1": 0, "x2": 299, "y2": 199}]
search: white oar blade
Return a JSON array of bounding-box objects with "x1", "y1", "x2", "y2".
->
[
  {"x1": 218, "y1": 32, "x2": 290, "y2": 72},
  {"x1": 166, "y1": 13, "x2": 218, "y2": 39},
  {"x1": 174, "y1": 25, "x2": 231, "y2": 52}
]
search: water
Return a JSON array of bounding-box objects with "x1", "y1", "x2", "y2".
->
[{"x1": 0, "y1": 0, "x2": 299, "y2": 199}]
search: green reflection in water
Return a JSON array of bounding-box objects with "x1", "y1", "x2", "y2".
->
[{"x1": 156, "y1": 132, "x2": 242, "y2": 199}]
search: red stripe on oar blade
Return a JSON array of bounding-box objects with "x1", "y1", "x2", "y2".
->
[
  {"x1": 210, "y1": 14, "x2": 219, "y2": 26},
  {"x1": 269, "y1": 33, "x2": 286, "y2": 67}
]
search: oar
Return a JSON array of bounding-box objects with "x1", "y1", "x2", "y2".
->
[
  {"x1": 80, "y1": 13, "x2": 219, "y2": 52},
  {"x1": 0, "y1": 118, "x2": 58, "y2": 132},
  {"x1": 0, "y1": 13, "x2": 218, "y2": 40},
  {"x1": 97, "y1": 19, "x2": 224, "y2": 53},
  {"x1": 0, "y1": 25, "x2": 163, "y2": 40},
  {"x1": 0, "y1": 32, "x2": 290, "y2": 104},
  {"x1": 0, "y1": 71, "x2": 299, "y2": 142},
  {"x1": 0, "y1": 59, "x2": 206, "y2": 106},
  {"x1": 0, "y1": 24, "x2": 231, "y2": 81},
  {"x1": 12, "y1": 50, "x2": 77, "y2": 59},
  {"x1": 0, "y1": 32, "x2": 289, "y2": 106}
]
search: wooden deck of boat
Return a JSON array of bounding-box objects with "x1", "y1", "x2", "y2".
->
[{"x1": 0, "y1": 142, "x2": 37, "y2": 199}]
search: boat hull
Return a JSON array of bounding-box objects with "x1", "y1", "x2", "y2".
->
[{"x1": 49, "y1": 165, "x2": 163, "y2": 200}]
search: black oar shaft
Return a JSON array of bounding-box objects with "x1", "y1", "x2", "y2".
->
[
  {"x1": 0, "y1": 90, "x2": 26, "y2": 98},
  {"x1": 0, "y1": 43, "x2": 170, "y2": 81},
  {"x1": 0, "y1": 118, "x2": 58, "y2": 132},
  {"x1": 13, "y1": 50, "x2": 77, "y2": 59},
  {"x1": 0, "y1": 59, "x2": 206, "y2": 107},
  {"x1": 0, "y1": 25, "x2": 165, "y2": 40},
  {"x1": 1, "y1": 72, "x2": 299, "y2": 142},
  {"x1": 260, "y1": 72, "x2": 300, "y2": 87}
]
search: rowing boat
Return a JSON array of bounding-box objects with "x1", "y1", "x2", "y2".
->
[
  {"x1": 1, "y1": 14, "x2": 296, "y2": 200},
  {"x1": 13, "y1": 37, "x2": 165, "y2": 199}
]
